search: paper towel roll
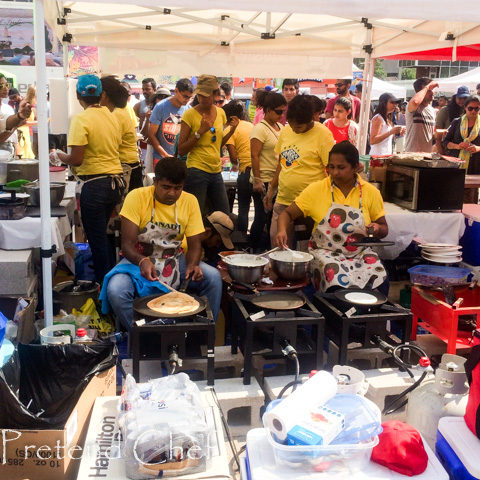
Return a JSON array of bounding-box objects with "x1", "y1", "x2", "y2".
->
[{"x1": 263, "y1": 371, "x2": 337, "y2": 441}]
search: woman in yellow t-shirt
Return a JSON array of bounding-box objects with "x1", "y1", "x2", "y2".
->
[
  {"x1": 275, "y1": 141, "x2": 389, "y2": 293},
  {"x1": 177, "y1": 74, "x2": 238, "y2": 217},
  {"x1": 52, "y1": 74, "x2": 123, "y2": 283},
  {"x1": 101, "y1": 76, "x2": 142, "y2": 191},
  {"x1": 264, "y1": 94, "x2": 335, "y2": 247}
]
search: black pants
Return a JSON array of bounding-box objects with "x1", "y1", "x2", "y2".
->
[
  {"x1": 237, "y1": 169, "x2": 253, "y2": 233},
  {"x1": 80, "y1": 177, "x2": 121, "y2": 283},
  {"x1": 250, "y1": 181, "x2": 272, "y2": 252},
  {"x1": 128, "y1": 164, "x2": 144, "y2": 191}
]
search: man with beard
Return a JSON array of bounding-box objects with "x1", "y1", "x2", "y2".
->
[{"x1": 325, "y1": 78, "x2": 361, "y2": 123}]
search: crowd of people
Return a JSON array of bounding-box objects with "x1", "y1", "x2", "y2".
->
[{"x1": 2, "y1": 71, "x2": 479, "y2": 330}]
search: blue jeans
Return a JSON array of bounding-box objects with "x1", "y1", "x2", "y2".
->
[
  {"x1": 184, "y1": 167, "x2": 230, "y2": 217},
  {"x1": 80, "y1": 177, "x2": 121, "y2": 283},
  {"x1": 237, "y1": 169, "x2": 252, "y2": 233},
  {"x1": 106, "y1": 255, "x2": 222, "y2": 330}
]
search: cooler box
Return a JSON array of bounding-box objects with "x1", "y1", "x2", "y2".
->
[
  {"x1": 461, "y1": 205, "x2": 480, "y2": 266},
  {"x1": 436, "y1": 416, "x2": 480, "y2": 480}
]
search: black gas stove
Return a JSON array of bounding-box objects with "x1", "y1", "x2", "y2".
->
[
  {"x1": 313, "y1": 292, "x2": 412, "y2": 365},
  {"x1": 231, "y1": 295, "x2": 325, "y2": 385}
]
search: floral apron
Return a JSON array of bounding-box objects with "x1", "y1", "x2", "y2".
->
[
  {"x1": 137, "y1": 194, "x2": 183, "y2": 288},
  {"x1": 309, "y1": 181, "x2": 387, "y2": 292}
]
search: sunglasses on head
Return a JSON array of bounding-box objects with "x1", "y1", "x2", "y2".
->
[
  {"x1": 273, "y1": 108, "x2": 285, "y2": 115},
  {"x1": 467, "y1": 106, "x2": 480, "y2": 112},
  {"x1": 210, "y1": 126, "x2": 216, "y2": 142}
]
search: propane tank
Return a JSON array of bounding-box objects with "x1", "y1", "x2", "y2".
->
[{"x1": 406, "y1": 354, "x2": 469, "y2": 449}]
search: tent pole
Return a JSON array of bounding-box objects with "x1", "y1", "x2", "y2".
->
[
  {"x1": 34, "y1": 0, "x2": 54, "y2": 327},
  {"x1": 358, "y1": 23, "x2": 374, "y2": 155}
]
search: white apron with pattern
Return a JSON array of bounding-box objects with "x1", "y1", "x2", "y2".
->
[
  {"x1": 309, "y1": 181, "x2": 386, "y2": 292},
  {"x1": 137, "y1": 194, "x2": 182, "y2": 288}
]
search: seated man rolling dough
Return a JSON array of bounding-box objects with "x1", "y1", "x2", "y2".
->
[{"x1": 105, "y1": 157, "x2": 222, "y2": 329}]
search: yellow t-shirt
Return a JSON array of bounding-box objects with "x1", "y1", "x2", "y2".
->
[
  {"x1": 126, "y1": 103, "x2": 139, "y2": 128},
  {"x1": 182, "y1": 107, "x2": 227, "y2": 173},
  {"x1": 113, "y1": 106, "x2": 140, "y2": 165},
  {"x1": 225, "y1": 120, "x2": 253, "y2": 173},
  {"x1": 295, "y1": 175, "x2": 386, "y2": 230},
  {"x1": 275, "y1": 122, "x2": 335, "y2": 205},
  {"x1": 120, "y1": 186, "x2": 205, "y2": 241},
  {"x1": 68, "y1": 106, "x2": 122, "y2": 175},
  {"x1": 250, "y1": 120, "x2": 283, "y2": 182}
]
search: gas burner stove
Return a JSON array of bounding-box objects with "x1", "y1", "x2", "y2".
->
[
  {"x1": 231, "y1": 295, "x2": 325, "y2": 385},
  {"x1": 313, "y1": 292, "x2": 412, "y2": 365}
]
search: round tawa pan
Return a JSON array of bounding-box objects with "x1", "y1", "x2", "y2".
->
[
  {"x1": 133, "y1": 293, "x2": 207, "y2": 319},
  {"x1": 248, "y1": 292, "x2": 306, "y2": 310},
  {"x1": 333, "y1": 288, "x2": 387, "y2": 307}
]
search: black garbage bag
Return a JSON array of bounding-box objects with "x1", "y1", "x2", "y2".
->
[{"x1": 0, "y1": 342, "x2": 117, "y2": 429}]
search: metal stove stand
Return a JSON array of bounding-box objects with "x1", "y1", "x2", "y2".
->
[
  {"x1": 131, "y1": 297, "x2": 215, "y2": 385},
  {"x1": 313, "y1": 293, "x2": 412, "y2": 365},
  {"x1": 231, "y1": 296, "x2": 325, "y2": 385}
]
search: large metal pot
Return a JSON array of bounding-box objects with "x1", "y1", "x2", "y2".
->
[
  {"x1": 7, "y1": 159, "x2": 39, "y2": 182},
  {"x1": 0, "y1": 197, "x2": 26, "y2": 220},
  {"x1": 269, "y1": 250, "x2": 313, "y2": 281},
  {"x1": 23, "y1": 182, "x2": 65, "y2": 207},
  {"x1": 224, "y1": 254, "x2": 268, "y2": 284},
  {"x1": 53, "y1": 280, "x2": 99, "y2": 313}
]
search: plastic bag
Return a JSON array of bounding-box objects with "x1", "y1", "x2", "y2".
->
[
  {"x1": 119, "y1": 374, "x2": 212, "y2": 479},
  {"x1": 0, "y1": 342, "x2": 117, "y2": 429}
]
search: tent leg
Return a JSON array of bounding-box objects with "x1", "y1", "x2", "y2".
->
[
  {"x1": 34, "y1": 0, "x2": 54, "y2": 326},
  {"x1": 359, "y1": 56, "x2": 374, "y2": 155}
]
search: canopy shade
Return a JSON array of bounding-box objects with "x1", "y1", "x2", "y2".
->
[
  {"x1": 437, "y1": 67, "x2": 480, "y2": 93},
  {"x1": 46, "y1": 1, "x2": 480, "y2": 76},
  {"x1": 383, "y1": 44, "x2": 480, "y2": 61}
]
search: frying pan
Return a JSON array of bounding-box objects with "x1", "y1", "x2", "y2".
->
[
  {"x1": 133, "y1": 293, "x2": 207, "y2": 319},
  {"x1": 133, "y1": 279, "x2": 207, "y2": 319},
  {"x1": 232, "y1": 281, "x2": 306, "y2": 310},
  {"x1": 346, "y1": 226, "x2": 394, "y2": 247}
]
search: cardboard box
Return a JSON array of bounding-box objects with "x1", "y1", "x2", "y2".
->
[
  {"x1": 0, "y1": 249, "x2": 34, "y2": 295},
  {"x1": 0, "y1": 296, "x2": 37, "y2": 344},
  {"x1": 0, "y1": 366, "x2": 116, "y2": 480}
]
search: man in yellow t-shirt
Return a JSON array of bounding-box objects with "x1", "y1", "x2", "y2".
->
[
  {"x1": 177, "y1": 74, "x2": 238, "y2": 217},
  {"x1": 105, "y1": 157, "x2": 222, "y2": 329},
  {"x1": 264, "y1": 94, "x2": 335, "y2": 247},
  {"x1": 223, "y1": 100, "x2": 254, "y2": 232}
]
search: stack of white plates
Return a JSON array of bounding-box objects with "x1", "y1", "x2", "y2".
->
[{"x1": 420, "y1": 243, "x2": 462, "y2": 264}]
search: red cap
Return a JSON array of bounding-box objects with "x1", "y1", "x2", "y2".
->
[
  {"x1": 76, "y1": 328, "x2": 87, "y2": 337},
  {"x1": 371, "y1": 421, "x2": 428, "y2": 476},
  {"x1": 419, "y1": 356, "x2": 430, "y2": 367}
]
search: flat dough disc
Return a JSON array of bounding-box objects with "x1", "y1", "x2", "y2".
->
[
  {"x1": 147, "y1": 291, "x2": 199, "y2": 315},
  {"x1": 344, "y1": 292, "x2": 378, "y2": 305}
]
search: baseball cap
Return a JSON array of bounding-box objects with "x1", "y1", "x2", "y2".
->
[
  {"x1": 156, "y1": 86, "x2": 171, "y2": 96},
  {"x1": 76, "y1": 74, "x2": 102, "y2": 97},
  {"x1": 379, "y1": 92, "x2": 401, "y2": 103},
  {"x1": 456, "y1": 85, "x2": 470, "y2": 98},
  {"x1": 371, "y1": 421, "x2": 428, "y2": 476},
  {"x1": 207, "y1": 211, "x2": 234, "y2": 249},
  {"x1": 194, "y1": 75, "x2": 219, "y2": 97}
]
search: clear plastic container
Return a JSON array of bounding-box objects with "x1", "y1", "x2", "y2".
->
[
  {"x1": 262, "y1": 394, "x2": 380, "y2": 473},
  {"x1": 408, "y1": 265, "x2": 470, "y2": 287},
  {"x1": 264, "y1": 427, "x2": 378, "y2": 473}
]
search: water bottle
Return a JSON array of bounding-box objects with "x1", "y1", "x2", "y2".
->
[{"x1": 74, "y1": 328, "x2": 92, "y2": 344}]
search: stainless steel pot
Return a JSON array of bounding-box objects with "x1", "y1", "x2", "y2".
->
[
  {"x1": 269, "y1": 250, "x2": 313, "y2": 281},
  {"x1": 53, "y1": 280, "x2": 99, "y2": 313},
  {"x1": 7, "y1": 159, "x2": 39, "y2": 182},
  {"x1": 225, "y1": 254, "x2": 268, "y2": 284},
  {"x1": 0, "y1": 197, "x2": 26, "y2": 220},
  {"x1": 23, "y1": 182, "x2": 65, "y2": 207}
]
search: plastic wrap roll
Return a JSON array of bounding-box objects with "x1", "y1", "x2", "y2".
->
[{"x1": 263, "y1": 371, "x2": 337, "y2": 441}]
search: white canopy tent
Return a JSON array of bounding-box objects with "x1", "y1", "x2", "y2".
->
[
  {"x1": 437, "y1": 67, "x2": 480, "y2": 93},
  {"x1": 34, "y1": 1, "x2": 480, "y2": 325},
  {"x1": 352, "y1": 65, "x2": 407, "y2": 100}
]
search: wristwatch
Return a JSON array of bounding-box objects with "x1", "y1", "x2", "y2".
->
[{"x1": 194, "y1": 131, "x2": 201, "y2": 140}]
